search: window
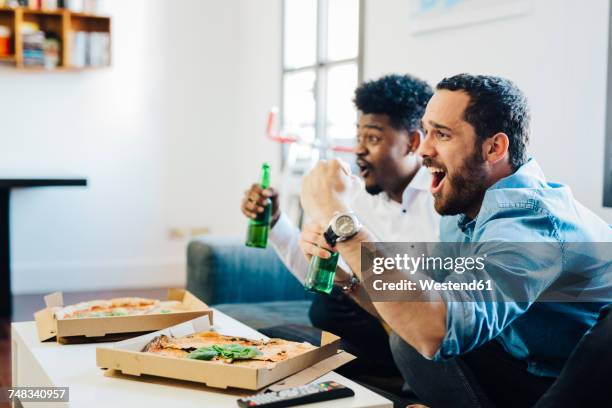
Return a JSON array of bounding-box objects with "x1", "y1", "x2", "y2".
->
[{"x1": 282, "y1": 0, "x2": 362, "y2": 162}]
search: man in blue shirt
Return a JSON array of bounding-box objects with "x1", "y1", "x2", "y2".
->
[{"x1": 298, "y1": 74, "x2": 612, "y2": 407}]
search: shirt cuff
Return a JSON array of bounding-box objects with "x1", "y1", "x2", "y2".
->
[{"x1": 268, "y1": 213, "x2": 297, "y2": 245}]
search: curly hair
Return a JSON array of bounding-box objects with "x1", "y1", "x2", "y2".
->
[
  {"x1": 353, "y1": 74, "x2": 433, "y2": 133},
  {"x1": 436, "y1": 74, "x2": 530, "y2": 170}
]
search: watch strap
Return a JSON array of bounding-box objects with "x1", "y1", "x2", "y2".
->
[{"x1": 324, "y1": 226, "x2": 339, "y2": 247}]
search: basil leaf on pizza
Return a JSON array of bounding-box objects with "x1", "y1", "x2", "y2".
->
[
  {"x1": 143, "y1": 332, "x2": 316, "y2": 368},
  {"x1": 187, "y1": 345, "x2": 261, "y2": 361},
  {"x1": 187, "y1": 347, "x2": 219, "y2": 361}
]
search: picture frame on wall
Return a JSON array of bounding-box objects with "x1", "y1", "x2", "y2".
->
[{"x1": 410, "y1": 0, "x2": 533, "y2": 35}]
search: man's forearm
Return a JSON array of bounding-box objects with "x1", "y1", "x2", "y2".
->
[
  {"x1": 336, "y1": 229, "x2": 447, "y2": 358},
  {"x1": 344, "y1": 279, "x2": 380, "y2": 318}
]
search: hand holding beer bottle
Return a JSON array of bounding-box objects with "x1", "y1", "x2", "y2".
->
[
  {"x1": 242, "y1": 163, "x2": 280, "y2": 248},
  {"x1": 299, "y1": 221, "x2": 350, "y2": 295}
]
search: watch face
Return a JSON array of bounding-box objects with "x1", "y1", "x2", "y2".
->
[{"x1": 335, "y1": 215, "x2": 355, "y2": 236}]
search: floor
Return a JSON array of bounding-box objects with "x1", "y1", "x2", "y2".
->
[{"x1": 0, "y1": 287, "x2": 167, "y2": 390}]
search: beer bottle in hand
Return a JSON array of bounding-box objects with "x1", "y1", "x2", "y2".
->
[
  {"x1": 304, "y1": 250, "x2": 339, "y2": 295},
  {"x1": 246, "y1": 163, "x2": 271, "y2": 248}
]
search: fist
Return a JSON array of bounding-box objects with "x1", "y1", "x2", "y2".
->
[
  {"x1": 299, "y1": 221, "x2": 334, "y2": 261},
  {"x1": 241, "y1": 183, "x2": 281, "y2": 227},
  {"x1": 299, "y1": 220, "x2": 351, "y2": 283},
  {"x1": 300, "y1": 158, "x2": 362, "y2": 223}
]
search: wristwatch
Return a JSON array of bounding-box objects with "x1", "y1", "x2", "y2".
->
[
  {"x1": 323, "y1": 212, "x2": 362, "y2": 247},
  {"x1": 339, "y1": 273, "x2": 360, "y2": 294}
]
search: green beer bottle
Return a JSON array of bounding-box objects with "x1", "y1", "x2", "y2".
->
[
  {"x1": 245, "y1": 163, "x2": 271, "y2": 248},
  {"x1": 304, "y1": 250, "x2": 339, "y2": 295}
]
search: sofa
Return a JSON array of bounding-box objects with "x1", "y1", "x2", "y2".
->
[
  {"x1": 186, "y1": 235, "x2": 315, "y2": 330},
  {"x1": 186, "y1": 235, "x2": 416, "y2": 407}
]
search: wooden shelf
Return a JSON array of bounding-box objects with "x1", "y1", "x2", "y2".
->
[
  {"x1": 69, "y1": 12, "x2": 110, "y2": 19},
  {"x1": 21, "y1": 9, "x2": 64, "y2": 16},
  {"x1": 0, "y1": 6, "x2": 111, "y2": 71}
]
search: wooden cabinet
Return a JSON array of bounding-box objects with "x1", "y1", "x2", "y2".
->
[{"x1": 0, "y1": 6, "x2": 110, "y2": 70}]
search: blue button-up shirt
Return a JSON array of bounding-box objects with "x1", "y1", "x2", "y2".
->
[{"x1": 435, "y1": 158, "x2": 612, "y2": 377}]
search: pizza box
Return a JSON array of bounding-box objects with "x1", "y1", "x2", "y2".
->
[
  {"x1": 34, "y1": 288, "x2": 213, "y2": 343},
  {"x1": 96, "y1": 316, "x2": 350, "y2": 391}
]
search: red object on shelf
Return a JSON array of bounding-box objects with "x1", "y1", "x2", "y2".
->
[
  {"x1": 0, "y1": 26, "x2": 10, "y2": 56},
  {"x1": 0, "y1": 40, "x2": 9, "y2": 56}
]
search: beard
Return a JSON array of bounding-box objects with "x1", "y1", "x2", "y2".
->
[
  {"x1": 365, "y1": 183, "x2": 383, "y2": 195},
  {"x1": 432, "y1": 149, "x2": 488, "y2": 216}
]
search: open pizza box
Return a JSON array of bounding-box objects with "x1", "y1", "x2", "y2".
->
[
  {"x1": 96, "y1": 316, "x2": 355, "y2": 391},
  {"x1": 34, "y1": 288, "x2": 213, "y2": 344}
]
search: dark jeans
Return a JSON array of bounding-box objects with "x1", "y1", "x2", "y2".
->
[
  {"x1": 261, "y1": 289, "x2": 404, "y2": 394},
  {"x1": 308, "y1": 288, "x2": 401, "y2": 379},
  {"x1": 390, "y1": 333, "x2": 555, "y2": 408},
  {"x1": 533, "y1": 304, "x2": 612, "y2": 407}
]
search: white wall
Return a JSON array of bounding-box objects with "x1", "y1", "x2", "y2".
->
[
  {"x1": 363, "y1": 0, "x2": 612, "y2": 222},
  {"x1": 5, "y1": 0, "x2": 283, "y2": 294},
  {"x1": 3, "y1": 0, "x2": 235, "y2": 294},
  {"x1": 161, "y1": 0, "x2": 281, "y2": 240},
  {"x1": 3, "y1": 0, "x2": 610, "y2": 294}
]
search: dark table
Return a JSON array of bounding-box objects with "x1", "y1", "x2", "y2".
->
[{"x1": 0, "y1": 178, "x2": 87, "y2": 318}]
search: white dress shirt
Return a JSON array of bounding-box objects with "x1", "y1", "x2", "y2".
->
[{"x1": 268, "y1": 166, "x2": 440, "y2": 283}]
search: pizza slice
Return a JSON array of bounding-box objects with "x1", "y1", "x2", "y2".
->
[
  {"x1": 54, "y1": 297, "x2": 187, "y2": 320},
  {"x1": 141, "y1": 331, "x2": 317, "y2": 368}
]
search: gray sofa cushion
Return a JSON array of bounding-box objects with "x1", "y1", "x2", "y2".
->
[
  {"x1": 187, "y1": 236, "x2": 314, "y2": 305},
  {"x1": 186, "y1": 236, "x2": 314, "y2": 329},
  {"x1": 215, "y1": 300, "x2": 312, "y2": 330}
]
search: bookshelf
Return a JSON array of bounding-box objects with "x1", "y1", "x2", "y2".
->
[{"x1": 0, "y1": 6, "x2": 110, "y2": 70}]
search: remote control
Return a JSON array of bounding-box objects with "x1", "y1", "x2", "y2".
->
[{"x1": 237, "y1": 381, "x2": 355, "y2": 407}]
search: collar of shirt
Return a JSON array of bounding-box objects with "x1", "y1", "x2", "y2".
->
[
  {"x1": 453, "y1": 157, "x2": 547, "y2": 237},
  {"x1": 488, "y1": 157, "x2": 546, "y2": 191}
]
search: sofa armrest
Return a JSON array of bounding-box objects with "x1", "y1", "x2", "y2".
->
[{"x1": 187, "y1": 236, "x2": 313, "y2": 305}]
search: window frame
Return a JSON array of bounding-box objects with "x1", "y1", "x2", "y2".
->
[{"x1": 280, "y1": 0, "x2": 364, "y2": 164}]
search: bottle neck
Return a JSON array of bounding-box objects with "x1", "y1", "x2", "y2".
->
[{"x1": 260, "y1": 164, "x2": 270, "y2": 189}]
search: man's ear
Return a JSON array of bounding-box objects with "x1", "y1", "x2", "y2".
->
[
  {"x1": 406, "y1": 130, "x2": 422, "y2": 155},
  {"x1": 483, "y1": 132, "x2": 510, "y2": 164}
]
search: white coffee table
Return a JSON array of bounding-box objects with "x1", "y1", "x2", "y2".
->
[{"x1": 11, "y1": 309, "x2": 392, "y2": 408}]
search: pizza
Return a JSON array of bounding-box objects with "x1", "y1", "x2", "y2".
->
[
  {"x1": 141, "y1": 331, "x2": 317, "y2": 368},
  {"x1": 54, "y1": 297, "x2": 187, "y2": 320}
]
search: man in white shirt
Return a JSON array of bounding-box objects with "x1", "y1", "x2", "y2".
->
[{"x1": 241, "y1": 74, "x2": 440, "y2": 387}]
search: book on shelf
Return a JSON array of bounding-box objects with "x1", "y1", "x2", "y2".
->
[
  {"x1": 22, "y1": 30, "x2": 44, "y2": 66},
  {"x1": 22, "y1": 30, "x2": 60, "y2": 69},
  {"x1": 65, "y1": 0, "x2": 98, "y2": 13},
  {"x1": 10, "y1": 0, "x2": 98, "y2": 11},
  {"x1": 70, "y1": 30, "x2": 109, "y2": 68},
  {"x1": 70, "y1": 30, "x2": 86, "y2": 67},
  {"x1": 41, "y1": 0, "x2": 58, "y2": 10}
]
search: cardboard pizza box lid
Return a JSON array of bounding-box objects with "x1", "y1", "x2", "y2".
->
[
  {"x1": 34, "y1": 289, "x2": 213, "y2": 343},
  {"x1": 265, "y1": 351, "x2": 356, "y2": 392},
  {"x1": 33, "y1": 292, "x2": 65, "y2": 341},
  {"x1": 96, "y1": 316, "x2": 350, "y2": 391}
]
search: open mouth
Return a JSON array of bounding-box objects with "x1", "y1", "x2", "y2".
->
[
  {"x1": 356, "y1": 159, "x2": 372, "y2": 178},
  {"x1": 429, "y1": 167, "x2": 447, "y2": 193}
]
